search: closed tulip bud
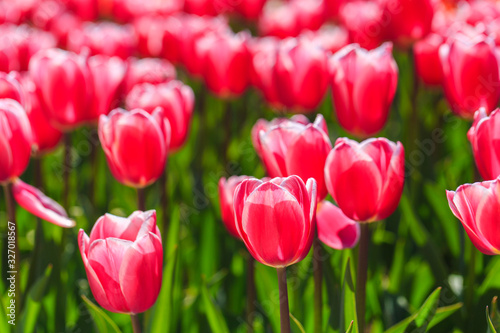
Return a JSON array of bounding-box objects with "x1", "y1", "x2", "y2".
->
[
  {"x1": 274, "y1": 38, "x2": 329, "y2": 111},
  {"x1": 29, "y1": 48, "x2": 93, "y2": 131},
  {"x1": 439, "y1": 31, "x2": 500, "y2": 118},
  {"x1": 330, "y1": 43, "x2": 398, "y2": 137},
  {"x1": 0, "y1": 99, "x2": 33, "y2": 184},
  {"x1": 384, "y1": 0, "x2": 434, "y2": 47},
  {"x1": 257, "y1": 114, "x2": 331, "y2": 200},
  {"x1": 124, "y1": 57, "x2": 176, "y2": 93},
  {"x1": 126, "y1": 80, "x2": 194, "y2": 151},
  {"x1": 78, "y1": 210, "x2": 163, "y2": 313},
  {"x1": 233, "y1": 176, "x2": 317, "y2": 267},
  {"x1": 414, "y1": 33, "x2": 445, "y2": 86},
  {"x1": 316, "y1": 201, "x2": 360, "y2": 250},
  {"x1": 324, "y1": 137, "x2": 405, "y2": 222},
  {"x1": 98, "y1": 108, "x2": 170, "y2": 188},
  {"x1": 468, "y1": 108, "x2": 500, "y2": 180},
  {"x1": 447, "y1": 179, "x2": 500, "y2": 255},
  {"x1": 88, "y1": 55, "x2": 127, "y2": 122},
  {"x1": 218, "y1": 175, "x2": 252, "y2": 239}
]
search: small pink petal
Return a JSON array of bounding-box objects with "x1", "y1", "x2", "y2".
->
[{"x1": 317, "y1": 201, "x2": 360, "y2": 250}]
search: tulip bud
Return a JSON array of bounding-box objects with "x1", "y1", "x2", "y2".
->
[
  {"x1": 124, "y1": 57, "x2": 176, "y2": 93},
  {"x1": 126, "y1": 80, "x2": 194, "y2": 151},
  {"x1": 29, "y1": 48, "x2": 93, "y2": 131},
  {"x1": 439, "y1": 31, "x2": 500, "y2": 118},
  {"x1": 413, "y1": 33, "x2": 444, "y2": 86},
  {"x1": 316, "y1": 201, "x2": 360, "y2": 250},
  {"x1": 274, "y1": 38, "x2": 329, "y2": 111},
  {"x1": 78, "y1": 210, "x2": 163, "y2": 313},
  {"x1": 218, "y1": 175, "x2": 252, "y2": 239},
  {"x1": 0, "y1": 99, "x2": 33, "y2": 184},
  {"x1": 468, "y1": 107, "x2": 500, "y2": 180},
  {"x1": 98, "y1": 108, "x2": 170, "y2": 188},
  {"x1": 324, "y1": 137, "x2": 405, "y2": 222},
  {"x1": 447, "y1": 179, "x2": 500, "y2": 255},
  {"x1": 257, "y1": 114, "x2": 332, "y2": 200},
  {"x1": 330, "y1": 43, "x2": 398, "y2": 137},
  {"x1": 233, "y1": 176, "x2": 317, "y2": 267}
]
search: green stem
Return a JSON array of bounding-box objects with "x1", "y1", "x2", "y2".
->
[
  {"x1": 130, "y1": 314, "x2": 142, "y2": 333},
  {"x1": 137, "y1": 187, "x2": 146, "y2": 211},
  {"x1": 246, "y1": 255, "x2": 255, "y2": 333},
  {"x1": 277, "y1": 267, "x2": 291, "y2": 333},
  {"x1": 356, "y1": 224, "x2": 370, "y2": 333},
  {"x1": 159, "y1": 168, "x2": 169, "y2": 243},
  {"x1": 3, "y1": 183, "x2": 20, "y2": 310},
  {"x1": 313, "y1": 236, "x2": 323, "y2": 333}
]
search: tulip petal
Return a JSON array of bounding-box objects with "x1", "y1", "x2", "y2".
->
[
  {"x1": 12, "y1": 179, "x2": 75, "y2": 228},
  {"x1": 317, "y1": 201, "x2": 360, "y2": 250},
  {"x1": 233, "y1": 178, "x2": 263, "y2": 244}
]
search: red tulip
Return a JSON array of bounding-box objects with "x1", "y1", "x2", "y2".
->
[
  {"x1": 291, "y1": 0, "x2": 326, "y2": 32},
  {"x1": 456, "y1": 0, "x2": 500, "y2": 26},
  {"x1": 324, "y1": 137, "x2": 405, "y2": 222},
  {"x1": 66, "y1": 0, "x2": 99, "y2": 21},
  {"x1": 12, "y1": 179, "x2": 75, "y2": 228},
  {"x1": 0, "y1": 72, "x2": 24, "y2": 105},
  {"x1": 126, "y1": 80, "x2": 194, "y2": 151},
  {"x1": 316, "y1": 201, "x2": 360, "y2": 250},
  {"x1": 414, "y1": 33, "x2": 445, "y2": 86},
  {"x1": 199, "y1": 31, "x2": 251, "y2": 98},
  {"x1": 256, "y1": 114, "x2": 331, "y2": 200},
  {"x1": 0, "y1": 27, "x2": 20, "y2": 72},
  {"x1": 233, "y1": 176, "x2": 317, "y2": 267},
  {"x1": 330, "y1": 43, "x2": 398, "y2": 137},
  {"x1": 258, "y1": 1, "x2": 300, "y2": 39},
  {"x1": 88, "y1": 55, "x2": 127, "y2": 122},
  {"x1": 468, "y1": 107, "x2": 500, "y2": 181},
  {"x1": 98, "y1": 107, "x2": 170, "y2": 188},
  {"x1": 299, "y1": 25, "x2": 349, "y2": 55},
  {"x1": 78, "y1": 210, "x2": 163, "y2": 313},
  {"x1": 68, "y1": 22, "x2": 136, "y2": 60},
  {"x1": 218, "y1": 175, "x2": 252, "y2": 239},
  {"x1": 439, "y1": 31, "x2": 500, "y2": 118},
  {"x1": 447, "y1": 179, "x2": 500, "y2": 255},
  {"x1": 274, "y1": 38, "x2": 329, "y2": 111},
  {"x1": 124, "y1": 57, "x2": 176, "y2": 93},
  {"x1": 383, "y1": 0, "x2": 434, "y2": 47},
  {"x1": 184, "y1": 0, "x2": 218, "y2": 16},
  {"x1": 0, "y1": 99, "x2": 33, "y2": 184},
  {"x1": 324, "y1": 0, "x2": 345, "y2": 21},
  {"x1": 232, "y1": 0, "x2": 267, "y2": 20},
  {"x1": 29, "y1": 48, "x2": 93, "y2": 131},
  {"x1": 10, "y1": 25, "x2": 57, "y2": 71}
]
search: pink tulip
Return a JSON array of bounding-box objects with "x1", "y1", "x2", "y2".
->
[
  {"x1": 439, "y1": 30, "x2": 500, "y2": 118},
  {"x1": 78, "y1": 210, "x2": 163, "y2": 313},
  {"x1": 232, "y1": 0, "x2": 267, "y2": 20},
  {"x1": 414, "y1": 33, "x2": 445, "y2": 86},
  {"x1": 258, "y1": 1, "x2": 300, "y2": 39},
  {"x1": 233, "y1": 176, "x2": 317, "y2": 267},
  {"x1": 98, "y1": 108, "x2": 170, "y2": 188},
  {"x1": 257, "y1": 114, "x2": 332, "y2": 200},
  {"x1": 274, "y1": 38, "x2": 329, "y2": 111},
  {"x1": 66, "y1": 0, "x2": 99, "y2": 21},
  {"x1": 0, "y1": 72, "x2": 24, "y2": 105},
  {"x1": 299, "y1": 25, "x2": 349, "y2": 55},
  {"x1": 12, "y1": 179, "x2": 75, "y2": 228},
  {"x1": 0, "y1": 99, "x2": 33, "y2": 184},
  {"x1": 125, "y1": 80, "x2": 194, "y2": 151},
  {"x1": 0, "y1": 26, "x2": 20, "y2": 72},
  {"x1": 291, "y1": 0, "x2": 326, "y2": 32},
  {"x1": 218, "y1": 175, "x2": 252, "y2": 239},
  {"x1": 447, "y1": 179, "x2": 500, "y2": 255},
  {"x1": 124, "y1": 57, "x2": 176, "y2": 93},
  {"x1": 184, "y1": 0, "x2": 218, "y2": 16},
  {"x1": 330, "y1": 43, "x2": 398, "y2": 137},
  {"x1": 316, "y1": 201, "x2": 360, "y2": 250},
  {"x1": 468, "y1": 107, "x2": 500, "y2": 181},
  {"x1": 29, "y1": 48, "x2": 93, "y2": 131},
  {"x1": 9, "y1": 25, "x2": 57, "y2": 71},
  {"x1": 324, "y1": 137, "x2": 405, "y2": 222}
]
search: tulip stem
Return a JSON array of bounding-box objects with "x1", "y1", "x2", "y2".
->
[
  {"x1": 3, "y1": 183, "x2": 21, "y2": 310},
  {"x1": 159, "y1": 169, "x2": 169, "y2": 241},
  {"x1": 465, "y1": 242, "x2": 477, "y2": 316},
  {"x1": 33, "y1": 157, "x2": 43, "y2": 189},
  {"x1": 313, "y1": 236, "x2": 323, "y2": 333},
  {"x1": 356, "y1": 223, "x2": 370, "y2": 333},
  {"x1": 89, "y1": 134, "x2": 98, "y2": 208},
  {"x1": 130, "y1": 314, "x2": 142, "y2": 333},
  {"x1": 276, "y1": 267, "x2": 291, "y2": 333},
  {"x1": 137, "y1": 188, "x2": 146, "y2": 211},
  {"x1": 63, "y1": 132, "x2": 72, "y2": 210},
  {"x1": 246, "y1": 255, "x2": 256, "y2": 333}
]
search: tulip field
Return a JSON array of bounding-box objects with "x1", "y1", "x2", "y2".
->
[{"x1": 4, "y1": 0, "x2": 500, "y2": 333}]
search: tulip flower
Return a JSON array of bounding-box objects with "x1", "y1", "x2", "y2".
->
[
  {"x1": 256, "y1": 114, "x2": 332, "y2": 200},
  {"x1": 0, "y1": 31, "x2": 20, "y2": 72},
  {"x1": 274, "y1": 38, "x2": 329, "y2": 111},
  {"x1": 414, "y1": 33, "x2": 445, "y2": 86},
  {"x1": 447, "y1": 179, "x2": 500, "y2": 255},
  {"x1": 291, "y1": 0, "x2": 326, "y2": 32},
  {"x1": 218, "y1": 175, "x2": 252, "y2": 239},
  {"x1": 98, "y1": 107, "x2": 170, "y2": 188},
  {"x1": 324, "y1": 0, "x2": 344, "y2": 21},
  {"x1": 233, "y1": 175, "x2": 317, "y2": 267},
  {"x1": 232, "y1": 0, "x2": 267, "y2": 20},
  {"x1": 126, "y1": 80, "x2": 194, "y2": 151},
  {"x1": 0, "y1": 99, "x2": 33, "y2": 184},
  {"x1": 330, "y1": 43, "x2": 398, "y2": 137},
  {"x1": 184, "y1": 0, "x2": 218, "y2": 16},
  {"x1": 88, "y1": 55, "x2": 127, "y2": 122},
  {"x1": 324, "y1": 137, "x2": 405, "y2": 222},
  {"x1": 78, "y1": 210, "x2": 163, "y2": 313},
  {"x1": 468, "y1": 108, "x2": 500, "y2": 181},
  {"x1": 439, "y1": 31, "x2": 500, "y2": 118},
  {"x1": 316, "y1": 201, "x2": 360, "y2": 250},
  {"x1": 10, "y1": 25, "x2": 57, "y2": 71},
  {"x1": 258, "y1": 1, "x2": 301, "y2": 38},
  {"x1": 124, "y1": 57, "x2": 176, "y2": 93},
  {"x1": 299, "y1": 25, "x2": 349, "y2": 55},
  {"x1": 0, "y1": 72, "x2": 24, "y2": 105},
  {"x1": 29, "y1": 48, "x2": 93, "y2": 131}
]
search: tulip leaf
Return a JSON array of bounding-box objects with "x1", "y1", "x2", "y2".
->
[
  {"x1": 0, "y1": 294, "x2": 9, "y2": 333},
  {"x1": 254, "y1": 264, "x2": 280, "y2": 332},
  {"x1": 478, "y1": 258, "x2": 500, "y2": 297},
  {"x1": 340, "y1": 257, "x2": 358, "y2": 333},
  {"x1": 200, "y1": 281, "x2": 230, "y2": 333},
  {"x1": 81, "y1": 295, "x2": 122, "y2": 333},
  {"x1": 427, "y1": 302, "x2": 462, "y2": 329},
  {"x1": 290, "y1": 313, "x2": 306, "y2": 333},
  {"x1": 487, "y1": 307, "x2": 498, "y2": 333},
  {"x1": 346, "y1": 320, "x2": 354, "y2": 333}
]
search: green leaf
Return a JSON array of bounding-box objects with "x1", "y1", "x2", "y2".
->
[
  {"x1": 200, "y1": 281, "x2": 230, "y2": 333},
  {"x1": 340, "y1": 257, "x2": 357, "y2": 333},
  {"x1": 346, "y1": 320, "x2": 354, "y2": 333},
  {"x1": 255, "y1": 264, "x2": 280, "y2": 332},
  {"x1": 290, "y1": 313, "x2": 306, "y2": 333},
  {"x1": 81, "y1": 295, "x2": 122, "y2": 333},
  {"x1": 487, "y1": 306, "x2": 498, "y2": 333},
  {"x1": 427, "y1": 302, "x2": 463, "y2": 329}
]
